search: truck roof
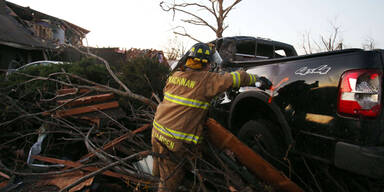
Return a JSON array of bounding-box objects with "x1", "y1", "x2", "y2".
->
[
  {"x1": 214, "y1": 36, "x2": 296, "y2": 50},
  {"x1": 211, "y1": 36, "x2": 298, "y2": 61},
  {"x1": 232, "y1": 48, "x2": 365, "y2": 68}
]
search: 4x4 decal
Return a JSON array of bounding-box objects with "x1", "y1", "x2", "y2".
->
[{"x1": 295, "y1": 65, "x2": 331, "y2": 75}]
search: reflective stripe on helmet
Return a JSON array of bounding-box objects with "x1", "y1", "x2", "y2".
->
[
  {"x1": 164, "y1": 92, "x2": 210, "y2": 110},
  {"x1": 231, "y1": 72, "x2": 240, "y2": 88},
  {"x1": 153, "y1": 120, "x2": 200, "y2": 144}
]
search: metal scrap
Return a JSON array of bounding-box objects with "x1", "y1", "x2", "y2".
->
[{"x1": 27, "y1": 124, "x2": 64, "y2": 169}]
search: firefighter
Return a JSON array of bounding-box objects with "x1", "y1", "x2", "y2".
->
[{"x1": 151, "y1": 42, "x2": 271, "y2": 191}]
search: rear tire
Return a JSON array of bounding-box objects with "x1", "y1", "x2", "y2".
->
[{"x1": 237, "y1": 119, "x2": 285, "y2": 165}]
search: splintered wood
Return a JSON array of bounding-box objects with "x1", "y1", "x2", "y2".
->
[{"x1": 0, "y1": 88, "x2": 289, "y2": 192}]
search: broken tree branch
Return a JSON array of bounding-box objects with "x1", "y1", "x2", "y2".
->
[
  {"x1": 62, "y1": 44, "x2": 158, "y2": 108},
  {"x1": 4, "y1": 68, "x2": 157, "y2": 109},
  {"x1": 63, "y1": 44, "x2": 128, "y2": 93},
  {"x1": 173, "y1": 26, "x2": 202, "y2": 43},
  {"x1": 79, "y1": 124, "x2": 150, "y2": 162},
  {"x1": 31, "y1": 154, "x2": 156, "y2": 184},
  {"x1": 0, "y1": 161, "x2": 98, "y2": 177},
  {"x1": 58, "y1": 150, "x2": 152, "y2": 192}
]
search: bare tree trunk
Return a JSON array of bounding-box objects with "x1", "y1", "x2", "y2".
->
[{"x1": 160, "y1": 0, "x2": 242, "y2": 41}]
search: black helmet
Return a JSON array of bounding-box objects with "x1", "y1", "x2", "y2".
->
[{"x1": 187, "y1": 43, "x2": 213, "y2": 64}]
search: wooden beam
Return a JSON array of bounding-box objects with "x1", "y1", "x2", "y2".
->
[
  {"x1": 56, "y1": 93, "x2": 115, "y2": 107},
  {"x1": 0, "y1": 171, "x2": 10, "y2": 179},
  {"x1": 0, "y1": 181, "x2": 8, "y2": 188},
  {"x1": 31, "y1": 155, "x2": 153, "y2": 185},
  {"x1": 53, "y1": 101, "x2": 119, "y2": 117},
  {"x1": 205, "y1": 118, "x2": 303, "y2": 192}
]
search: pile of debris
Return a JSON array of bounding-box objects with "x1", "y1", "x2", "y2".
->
[
  {"x1": 0, "y1": 83, "x2": 278, "y2": 192},
  {"x1": 0, "y1": 72, "x2": 263, "y2": 191},
  {"x1": 0, "y1": 86, "x2": 156, "y2": 191},
  {"x1": 0, "y1": 84, "x2": 307, "y2": 192},
  {"x1": 0, "y1": 48, "x2": 304, "y2": 191}
]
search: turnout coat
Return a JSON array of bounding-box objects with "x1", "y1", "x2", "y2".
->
[{"x1": 152, "y1": 69, "x2": 257, "y2": 151}]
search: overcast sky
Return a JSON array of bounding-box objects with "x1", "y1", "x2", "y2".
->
[{"x1": 6, "y1": 0, "x2": 384, "y2": 55}]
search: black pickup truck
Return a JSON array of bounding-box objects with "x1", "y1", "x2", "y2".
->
[{"x1": 210, "y1": 36, "x2": 384, "y2": 187}]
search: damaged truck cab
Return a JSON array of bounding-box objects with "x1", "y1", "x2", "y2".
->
[{"x1": 210, "y1": 36, "x2": 384, "y2": 179}]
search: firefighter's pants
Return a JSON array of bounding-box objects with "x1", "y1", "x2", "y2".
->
[{"x1": 152, "y1": 137, "x2": 186, "y2": 192}]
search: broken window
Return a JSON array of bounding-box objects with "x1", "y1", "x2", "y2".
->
[
  {"x1": 256, "y1": 44, "x2": 274, "y2": 59},
  {"x1": 282, "y1": 47, "x2": 297, "y2": 57},
  {"x1": 274, "y1": 45, "x2": 297, "y2": 58},
  {"x1": 274, "y1": 49, "x2": 286, "y2": 58},
  {"x1": 235, "y1": 40, "x2": 256, "y2": 61},
  {"x1": 236, "y1": 40, "x2": 255, "y2": 55}
]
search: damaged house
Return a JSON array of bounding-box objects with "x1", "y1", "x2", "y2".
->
[
  {"x1": 0, "y1": 0, "x2": 89, "y2": 71},
  {"x1": 125, "y1": 48, "x2": 168, "y2": 66}
]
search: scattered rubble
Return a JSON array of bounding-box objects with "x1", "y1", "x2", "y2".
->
[
  {"x1": 0, "y1": 41, "x2": 304, "y2": 191},
  {"x1": 0, "y1": 85, "x2": 280, "y2": 191}
]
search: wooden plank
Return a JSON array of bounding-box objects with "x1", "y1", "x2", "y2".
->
[
  {"x1": 53, "y1": 101, "x2": 119, "y2": 117},
  {"x1": 0, "y1": 171, "x2": 10, "y2": 179},
  {"x1": 206, "y1": 118, "x2": 304, "y2": 192},
  {"x1": 36, "y1": 171, "x2": 94, "y2": 192},
  {"x1": 0, "y1": 181, "x2": 8, "y2": 188},
  {"x1": 31, "y1": 155, "x2": 153, "y2": 185},
  {"x1": 56, "y1": 93, "x2": 115, "y2": 107}
]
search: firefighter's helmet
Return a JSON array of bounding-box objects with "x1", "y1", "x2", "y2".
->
[{"x1": 184, "y1": 43, "x2": 213, "y2": 69}]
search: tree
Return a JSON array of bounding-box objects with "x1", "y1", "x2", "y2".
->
[
  {"x1": 301, "y1": 22, "x2": 344, "y2": 54},
  {"x1": 362, "y1": 37, "x2": 376, "y2": 50},
  {"x1": 160, "y1": 0, "x2": 242, "y2": 41},
  {"x1": 163, "y1": 36, "x2": 187, "y2": 60}
]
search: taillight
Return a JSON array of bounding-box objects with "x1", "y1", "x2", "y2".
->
[{"x1": 337, "y1": 69, "x2": 382, "y2": 118}]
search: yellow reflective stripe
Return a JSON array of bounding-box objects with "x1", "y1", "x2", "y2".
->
[
  {"x1": 231, "y1": 72, "x2": 240, "y2": 88},
  {"x1": 249, "y1": 74, "x2": 257, "y2": 85},
  {"x1": 153, "y1": 120, "x2": 199, "y2": 144},
  {"x1": 231, "y1": 72, "x2": 236, "y2": 86},
  {"x1": 164, "y1": 92, "x2": 210, "y2": 110},
  {"x1": 152, "y1": 131, "x2": 175, "y2": 150}
]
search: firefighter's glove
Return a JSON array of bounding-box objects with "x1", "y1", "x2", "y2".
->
[{"x1": 255, "y1": 76, "x2": 272, "y2": 90}]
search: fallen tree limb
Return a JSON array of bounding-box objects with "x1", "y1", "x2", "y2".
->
[
  {"x1": 79, "y1": 123, "x2": 151, "y2": 162},
  {"x1": 6, "y1": 70, "x2": 157, "y2": 109},
  {"x1": 62, "y1": 44, "x2": 158, "y2": 109},
  {"x1": 57, "y1": 150, "x2": 152, "y2": 192},
  {"x1": 0, "y1": 161, "x2": 97, "y2": 176},
  {"x1": 31, "y1": 154, "x2": 156, "y2": 185}
]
